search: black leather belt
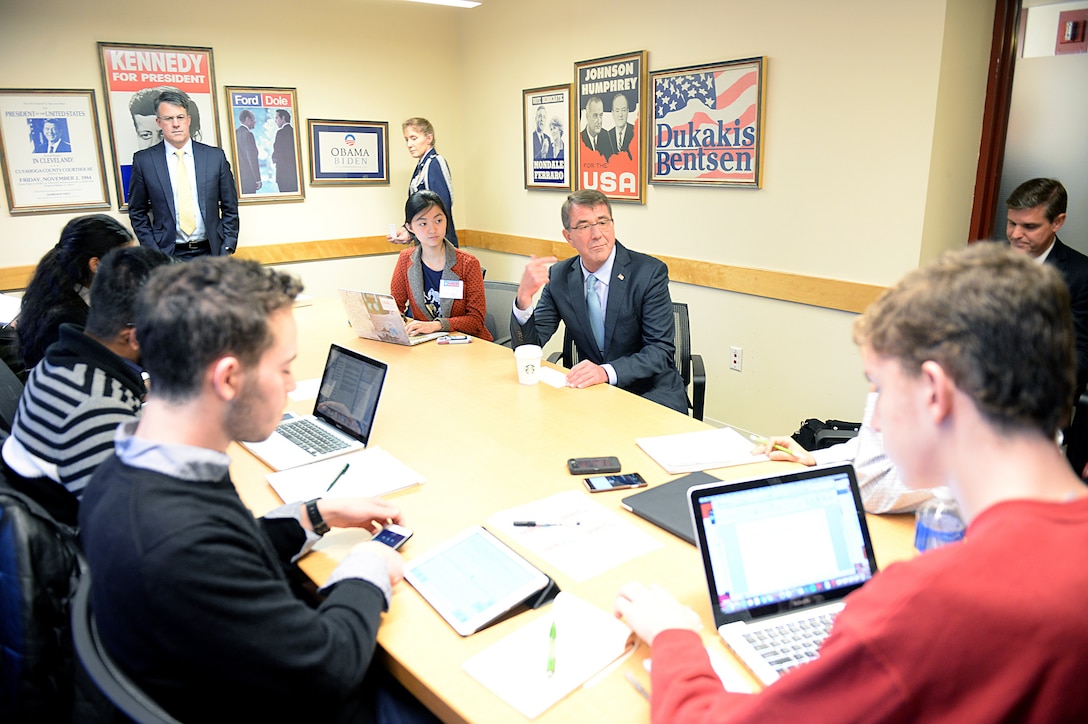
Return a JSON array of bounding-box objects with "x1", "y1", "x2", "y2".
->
[{"x1": 175, "y1": 239, "x2": 210, "y2": 251}]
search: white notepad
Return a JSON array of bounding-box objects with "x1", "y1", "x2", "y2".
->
[
  {"x1": 265, "y1": 446, "x2": 424, "y2": 503},
  {"x1": 636, "y1": 426, "x2": 768, "y2": 474},
  {"x1": 463, "y1": 592, "x2": 635, "y2": 719}
]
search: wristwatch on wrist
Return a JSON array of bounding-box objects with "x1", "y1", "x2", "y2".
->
[{"x1": 305, "y1": 499, "x2": 329, "y2": 536}]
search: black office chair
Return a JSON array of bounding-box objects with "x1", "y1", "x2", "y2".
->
[
  {"x1": 70, "y1": 570, "x2": 181, "y2": 724},
  {"x1": 547, "y1": 301, "x2": 706, "y2": 419},
  {"x1": 483, "y1": 280, "x2": 519, "y2": 348}
]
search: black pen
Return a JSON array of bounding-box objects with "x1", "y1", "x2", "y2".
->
[
  {"x1": 513, "y1": 521, "x2": 581, "y2": 527},
  {"x1": 326, "y1": 462, "x2": 350, "y2": 492}
]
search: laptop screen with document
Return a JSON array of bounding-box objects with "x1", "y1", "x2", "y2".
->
[
  {"x1": 689, "y1": 465, "x2": 878, "y2": 628},
  {"x1": 312, "y1": 344, "x2": 386, "y2": 442}
]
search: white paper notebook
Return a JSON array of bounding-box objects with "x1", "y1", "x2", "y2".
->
[
  {"x1": 265, "y1": 446, "x2": 424, "y2": 503},
  {"x1": 463, "y1": 592, "x2": 635, "y2": 719},
  {"x1": 636, "y1": 426, "x2": 768, "y2": 474}
]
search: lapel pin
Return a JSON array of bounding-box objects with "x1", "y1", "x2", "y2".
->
[{"x1": 618, "y1": 274, "x2": 625, "y2": 281}]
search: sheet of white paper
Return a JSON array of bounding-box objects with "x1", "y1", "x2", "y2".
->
[
  {"x1": 463, "y1": 592, "x2": 634, "y2": 719},
  {"x1": 0, "y1": 293, "x2": 22, "y2": 325},
  {"x1": 489, "y1": 491, "x2": 663, "y2": 581},
  {"x1": 289, "y1": 377, "x2": 320, "y2": 401},
  {"x1": 266, "y1": 446, "x2": 424, "y2": 504},
  {"x1": 636, "y1": 426, "x2": 768, "y2": 474}
]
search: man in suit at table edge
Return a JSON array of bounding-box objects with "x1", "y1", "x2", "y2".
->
[
  {"x1": 511, "y1": 188, "x2": 688, "y2": 414},
  {"x1": 1005, "y1": 177, "x2": 1088, "y2": 477},
  {"x1": 79, "y1": 257, "x2": 437, "y2": 722},
  {"x1": 127, "y1": 89, "x2": 239, "y2": 260},
  {"x1": 615, "y1": 243, "x2": 1088, "y2": 721}
]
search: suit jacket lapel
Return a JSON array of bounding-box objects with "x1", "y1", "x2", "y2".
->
[
  {"x1": 192, "y1": 143, "x2": 207, "y2": 219},
  {"x1": 604, "y1": 243, "x2": 631, "y2": 353},
  {"x1": 151, "y1": 146, "x2": 175, "y2": 224}
]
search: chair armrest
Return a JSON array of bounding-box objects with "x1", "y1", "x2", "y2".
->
[
  {"x1": 691, "y1": 353, "x2": 706, "y2": 421},
  {"x1": 547, "y1": 351, "x2": 562, "y2": 365}
]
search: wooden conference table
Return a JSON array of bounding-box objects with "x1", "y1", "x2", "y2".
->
[{"x1": 230, "y1": 297, "x2": 916, "y2": 724}]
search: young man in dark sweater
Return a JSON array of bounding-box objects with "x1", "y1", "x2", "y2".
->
[{"x1": 80, "y1": 257, "x2": 433, "y2": 722}]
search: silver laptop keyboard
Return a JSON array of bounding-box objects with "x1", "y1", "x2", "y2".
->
[
  {"x1": 743, "y1": 610, "x2": 838, "y2": 674},
  {"x1": 278, "y1": 418, "x2": 350, "y2": 456}
]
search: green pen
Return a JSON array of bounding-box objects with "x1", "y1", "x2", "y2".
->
[
  {"x1": 326, "y1": 462, "x2": 350, "y2": 492},
  {"x1": 546, "y1": 620, "x2": 557, "y2": 677}
]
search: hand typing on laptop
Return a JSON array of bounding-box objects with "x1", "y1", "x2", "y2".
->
[{"x1": 614, "y1": 582, "x2": 702, "y2": 645}]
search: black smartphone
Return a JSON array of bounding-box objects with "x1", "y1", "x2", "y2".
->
[
  {"x1": 372, "y1": 523, "x2": 413, "y2": 550},
  {"x1": 567, "y1": 456, "x2": 621, "y2": 475},
  {"x1": 583, "y1": 472, "x2": 648, "y2": 493}
]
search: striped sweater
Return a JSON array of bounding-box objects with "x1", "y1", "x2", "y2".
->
[{"x1": 2, "y1": 323, "x2": 146, "y2": 498}]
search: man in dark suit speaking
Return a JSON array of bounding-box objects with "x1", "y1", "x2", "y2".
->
[
  {"x1": 127, "y1": 89, "x2": 239, "y2": 260},
  {"x1": 511, "y1": 189, "x2": 688, "y2": 413},
  {"x1": 1006, "y1": 177, "x2": 1088, "y2": 475}
]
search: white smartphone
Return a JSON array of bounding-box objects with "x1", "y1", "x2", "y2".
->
[
  {"x1": 437, "y1": 334, "x2": 471, "y2": 345},
  {"x1": 372, "y1": 523, "x2": 413, "y2": 549}
]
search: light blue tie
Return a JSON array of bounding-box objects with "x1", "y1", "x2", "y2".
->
[{"x1": 586, "y1": 274, "x2": 605, "y2": 352}]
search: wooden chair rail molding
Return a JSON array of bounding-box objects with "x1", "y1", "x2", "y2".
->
[{"x1": 0, "y1": 230, "x2": 885, "y2": 314}]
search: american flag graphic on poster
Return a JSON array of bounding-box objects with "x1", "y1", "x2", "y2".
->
[{"x1": 651, "y1": 58, "x2": 765, "y2": 187}]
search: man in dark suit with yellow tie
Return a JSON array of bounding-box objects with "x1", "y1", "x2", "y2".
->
[{"x1": 127, "y1": 90, "x2": 239, "y2": 260}]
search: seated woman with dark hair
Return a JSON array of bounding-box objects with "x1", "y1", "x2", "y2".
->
[
  {"x1": 14, "y1": 214, "x2": 135, "y2": 370},
  {"x1": 390, "y1": 191, "x2": 491, "y2": 341}
]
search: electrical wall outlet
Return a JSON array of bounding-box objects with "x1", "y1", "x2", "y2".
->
[{"x1": 730, "y1": 346, "x2": 743, "y2": 371}]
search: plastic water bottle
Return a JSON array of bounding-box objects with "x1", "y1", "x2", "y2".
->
[{"x1": 913, "y1": 487, "x2": 965, "y2": 553}]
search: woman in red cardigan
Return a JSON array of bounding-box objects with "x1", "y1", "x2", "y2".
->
[{"x1": 390, "y1": 191, "x2": 492, "y2": 341}]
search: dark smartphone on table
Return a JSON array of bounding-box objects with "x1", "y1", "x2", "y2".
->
[{"x1": 567, "y1": 456, "x2": 621, "y2": 475}]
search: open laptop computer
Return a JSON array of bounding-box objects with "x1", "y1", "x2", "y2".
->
[
  {"x1": 688, "y1": 464, "x2": 878, "y2": 685},
  {"x1": 337, "y1": 289, "x2": 446, "y2": 346},
  {"x1": 241, "y1": 344, "x2": 387, "y2": 471}
]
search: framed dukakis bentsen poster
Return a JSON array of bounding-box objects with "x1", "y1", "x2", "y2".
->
[{"x1": 650, "y1": 56, "x2": 766, "y2": 188}]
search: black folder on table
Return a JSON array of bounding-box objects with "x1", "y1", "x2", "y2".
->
[{"x1": 620, "y1": 471, "x2": 721, "y2": 545}]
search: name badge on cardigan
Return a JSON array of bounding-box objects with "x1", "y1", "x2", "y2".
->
[{"x1": 440, "y1": 279, "x2": 464, "y2": 299}]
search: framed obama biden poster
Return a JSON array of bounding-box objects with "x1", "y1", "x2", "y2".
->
[
  {"x1": 650, "y1": 57, "x2": 766, "y2": 188},
  {"x1": 97, "y1": 42, "x2": 220, "y2": 210},
  {"x1": 523, "y1": 84, "x2": 571, "y2": 190},
  {"x1": 573, "y1": 50, "x2": 647, "y2": 204}
]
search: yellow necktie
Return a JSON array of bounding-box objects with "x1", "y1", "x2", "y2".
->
[{"x1": 174, "y1": 150, "x2": 196, "y2": 236}]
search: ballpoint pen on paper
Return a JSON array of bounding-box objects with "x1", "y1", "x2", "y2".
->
[
  {"x1": 546, "y1": 620, "x2": 557, "y2": 677},
  {"x1": 513, "y1": 521, "x2": 582, "y2": 528},
  {"x1": 326, "y1": 462, "x2": 350, "y2": 492},
  {"x1": 749, "y1": 434, "x2": 795, "y2": 457}
]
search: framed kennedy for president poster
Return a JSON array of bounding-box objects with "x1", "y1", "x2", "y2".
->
[
  {"x1": 98, "y1": 42, "x2": 220, "y2": 210},
  {"x1": 573, "y1": 50, "x2": 647, "y2": 204}
]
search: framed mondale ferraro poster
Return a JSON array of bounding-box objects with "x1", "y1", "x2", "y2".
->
[
  {"x1": 307, "y1": 120, "x2": 389, "y2": 186},
  {"x1": 650, "y1": 57, "x2": 766, "y2": 188},
  {"x1": 522, "y1": 84, "x2": 571, "y2": 191},
  {"x1": 97, "y1": 42, "x2": 219, "y2": 210},
  {"x1": 0, "y1": 89, "x2": 111, "y2": 214},
  {"x1": 573, "y1": 50, "x2": 647, "y2": 204},
  {"x1": 225, "y1": 86, "x2": 305, "y2": 203}
]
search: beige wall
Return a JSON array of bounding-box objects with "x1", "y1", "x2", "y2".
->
[{"x1": 0, "y1": 0, "x2": 995, "y2": 435}]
